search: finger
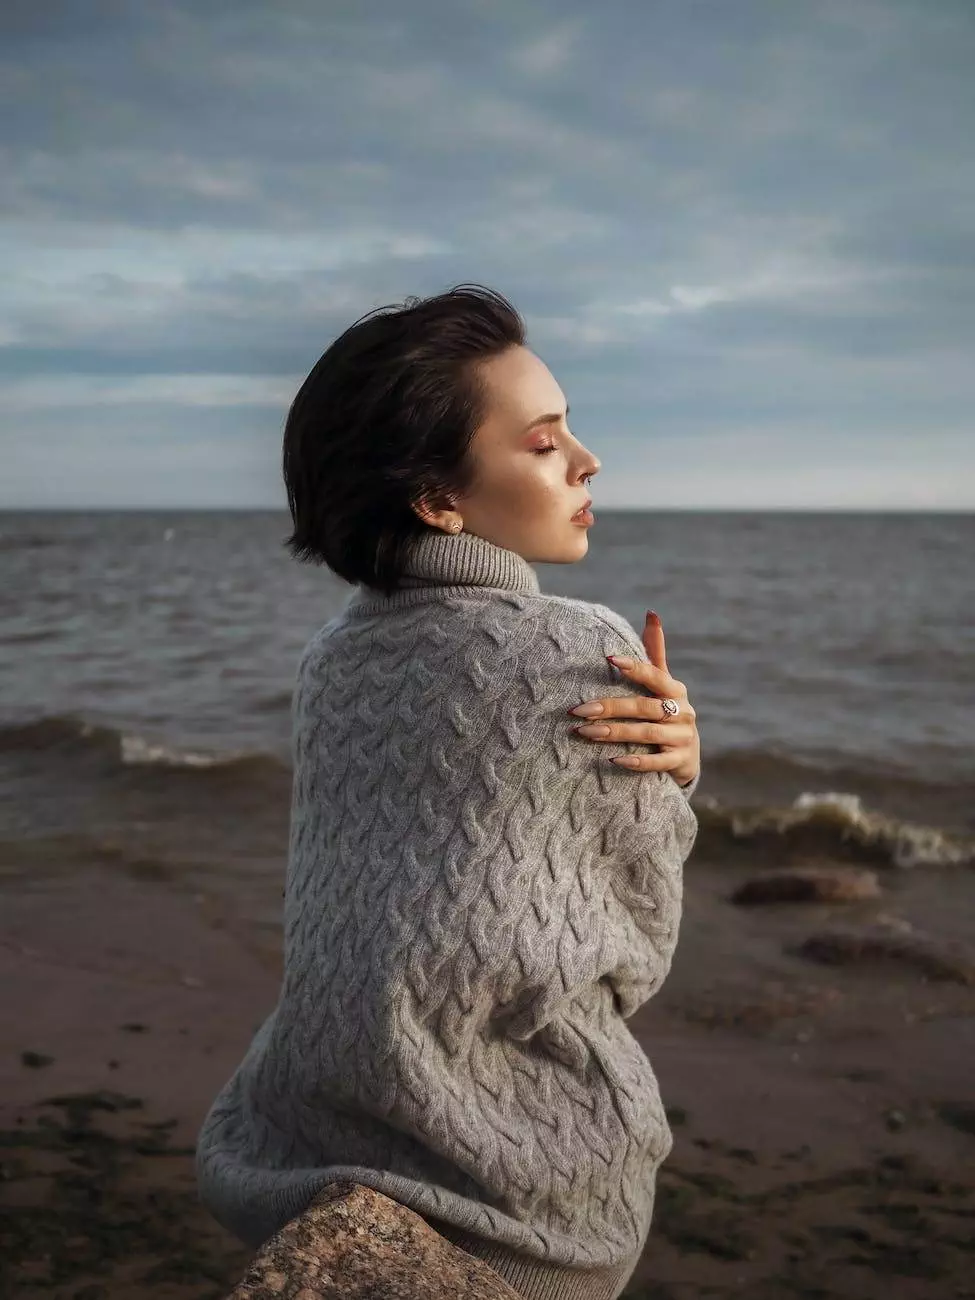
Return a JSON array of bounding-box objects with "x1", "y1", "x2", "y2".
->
[
  {"x1": 608, "y1": 749, "x2": 684, "y2": 772},
  {"x1": 643, "y1": 610, "x2": 669, "y2": 673},
  {"x1": 573, "y1": 722, "x2": 696, "y2": 746},
  {"x1": 607, "y1": 655, "x2": 686, "y2": 700},
  {"x1": 571, "y1": 695, "x2": 696, "y2": 723}
]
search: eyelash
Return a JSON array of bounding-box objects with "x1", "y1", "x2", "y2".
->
[{"x1": 532, "y1": 444, "x2": 558, "y2": 455}]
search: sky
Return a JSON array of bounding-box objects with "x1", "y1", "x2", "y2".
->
[{"x1": 1, "y1": 0, "x2": 973, "y2": 510}]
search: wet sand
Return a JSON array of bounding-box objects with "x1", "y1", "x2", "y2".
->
[{"x1": 2, "y1": 861, "x2": 973, "y2": 1300}]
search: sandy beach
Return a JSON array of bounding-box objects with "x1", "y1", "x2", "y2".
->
[{"x1": 3, "y1": 846, "x2": 973, "y2": 1300}]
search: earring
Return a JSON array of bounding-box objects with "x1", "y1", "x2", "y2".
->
[{"x1": 450, "y1": 519, "x2": 462, "y2": 533}]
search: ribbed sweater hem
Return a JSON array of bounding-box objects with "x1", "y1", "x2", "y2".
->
[{"x1": 429, "y1": 1220, "x2": 642, "y2": 1300}]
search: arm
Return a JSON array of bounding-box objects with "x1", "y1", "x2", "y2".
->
[{"x1": 487, "y1": 599, "x2": 699, "y2": 1040}]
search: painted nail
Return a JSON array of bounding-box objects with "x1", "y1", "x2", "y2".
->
[
  {"x1": 568, "y1": 702, "x2": 604, "y2": 717},
  {"x1": 611, "y1": 756, "x2": 642, "y2": 768},
  {"x1": 607, "y1": 656, "x2": 634, "y2": 669},
  {"x1": 575, "y1": 724, "x2": 610, "y2": 738}
]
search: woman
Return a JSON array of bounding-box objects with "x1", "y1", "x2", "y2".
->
[{"x1": 196, "y1": 285, "x2": 701, "y2": 1300}]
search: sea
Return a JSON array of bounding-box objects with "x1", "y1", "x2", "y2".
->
[{"x1": 2, "y1": 509, "x2": 972, "y2": 938}]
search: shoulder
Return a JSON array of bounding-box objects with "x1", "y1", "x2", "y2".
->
[
  {"x1": 447, "y1": 592, "x2": 649, "y2": 707},
  {"x1": 300, "y1": 590, "x2": 647, "y2": 680},
  {"x1": 513, "y1": 592, "x2": 648, "y2": 663}
]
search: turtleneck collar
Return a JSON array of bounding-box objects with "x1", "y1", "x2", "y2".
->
[{"x1": 343, "y1": 528, "x2": 541, "y2": 616}]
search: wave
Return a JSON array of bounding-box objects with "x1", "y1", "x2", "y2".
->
[
  {"x1": 0, "y1": 533, "x2": 60, "y2": 552},
  {"x1": 0, "y1": 831, "x2": 178, "y2": 885},
  {"x1": 252, "y1": 690, "x2": 294, "y2": 714},
  {"x1": 695, "y1": 791, "x2": 974, "y2": 870},
  {"x1": 0, "y1": 629, "x2": 63, "y2": 646},
  {"x1": 0, "y1": 714, "x2": 288, "y2": 780},
  {"x1": 3, "y1": 715, "x2": 972, "y2": 869},
  {"x1": 699, "y1": 744, "x2": 971, "y2": 789}
]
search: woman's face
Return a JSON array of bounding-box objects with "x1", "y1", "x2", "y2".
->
[{"x1": 426, "y1": 344, "x2": 600, "y2": 563}]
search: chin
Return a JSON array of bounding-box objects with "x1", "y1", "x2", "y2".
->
[
  {"x1": 520, "y1": 525, "x2": 590, "y2": 564},
  {"x1": 554, "y1": 529, "x2": 591, "y2": 563}
]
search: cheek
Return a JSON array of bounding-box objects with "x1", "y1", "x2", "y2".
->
[
  {"x1": 476, "y1": 458, "x2": 566, "y2": 521},
  {"x1": 503, "y1": 481, "x2": 562, "y2": 521},
  {"x1": 526, "y1": 478, "x2": 567, "y2": 512}
]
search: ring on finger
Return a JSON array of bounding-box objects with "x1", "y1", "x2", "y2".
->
[{"x1": 660, "y1": 698, "x2": 681, "y2": 718}]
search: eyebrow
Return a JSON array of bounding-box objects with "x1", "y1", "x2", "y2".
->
[{"x1": 524, "y1": 403, "x2": 570, "y2": 432}]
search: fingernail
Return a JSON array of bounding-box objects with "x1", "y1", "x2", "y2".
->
[
  {"x1": 568, "y1": 702, "x2": 604, "y2": 717},
  {"x1": 646, "y1": 609, "x2": 658, "y2": 621},
  {"x1": 607, "y1": 656, "x2": 633, "y2": 669}
]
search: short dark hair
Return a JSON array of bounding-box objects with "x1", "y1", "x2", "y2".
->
[{"x1": 282, "y1": 283, "x2": 526, "y2": 595}]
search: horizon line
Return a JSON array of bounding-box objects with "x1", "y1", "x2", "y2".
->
[{"x1": 1, "y1": 505, "x2": 971, "y2": 516}]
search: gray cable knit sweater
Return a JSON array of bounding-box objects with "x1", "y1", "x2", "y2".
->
[{"x1": 195, "y1": 529, "x2": 699, "y2": 1300}]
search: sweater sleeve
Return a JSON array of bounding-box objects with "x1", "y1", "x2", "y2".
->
[{"x1": 486, "y1": 598, "x2": 699, "y2": 1043}]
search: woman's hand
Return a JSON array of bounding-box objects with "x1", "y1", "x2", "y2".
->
[{"x1": 568, "y1": 610, "x2": 701, "y2": 787}]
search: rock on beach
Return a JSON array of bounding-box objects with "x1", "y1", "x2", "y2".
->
[
  {"x1": 226, "y1": 1180, "x2": 521, "y2": 1300},
  {"x1": 795, "y1": 925, "x2": 975, "y2": 985},
  {"x1": 731, "y1": 866, "x2": 882, "y2": 905}
]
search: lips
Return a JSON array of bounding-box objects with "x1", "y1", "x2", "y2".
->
[{"x1": 571, "y1": 497, "x2": 593, "y2": 519}]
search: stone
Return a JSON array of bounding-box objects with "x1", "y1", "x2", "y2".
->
[
  {"x1": 226, "y1": 1180, "x2": 521, "y2": 1299},
  {"x1": 731, "y1": 866, "x2": 881, "y2": 905},
  {"x1": 795, "y1": 926, "x2": 975, "y2": 985}
]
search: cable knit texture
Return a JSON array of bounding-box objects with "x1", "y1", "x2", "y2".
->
[{"x1": 195, "y1": 528, "x2": 699, "y2": 1300}]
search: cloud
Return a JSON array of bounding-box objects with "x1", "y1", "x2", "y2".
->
[
  {"x1": 594, "y1": 425, "x2": 974, "y2": 511},
  {"x1": 508, "y1": 21, "x2": 585, "y2": 76},
  {"x1": 0, "y1": 373, "x2": 296, "y2": 411},
  {"x1": 1, "y1": 407, "x2": 287, "y2": 509},
  {"x1": 1, "y1": 0, "x2": 973, "y2": 507},
  {"x1": 609, "y1": 252, "x2": 883, "y2": 322}
]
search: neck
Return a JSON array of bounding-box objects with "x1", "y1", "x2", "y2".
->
[{"x1": 344, "y1": 528, "x2": 541, "y2": 616}]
